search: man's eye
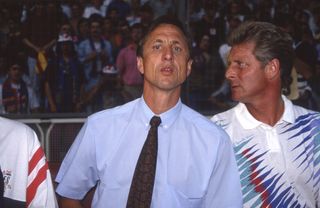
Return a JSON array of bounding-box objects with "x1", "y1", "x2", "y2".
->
[
  {"x1": 152, "y1": 45, "x2": 161, "y2": 50},
  {"x1": 238, "y1": 62, "x2": 248, "y2": 69},
  {"x1": 173, "y1": 46, "x2": 182, "y2": 53}
]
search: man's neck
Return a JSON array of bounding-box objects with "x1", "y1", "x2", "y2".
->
[
  {"x1": 142, "y1": 87, "x2": 180, "y2": 115},
  {"x1": 245, "y1": 96, "x2": 285, "y2": 127}
]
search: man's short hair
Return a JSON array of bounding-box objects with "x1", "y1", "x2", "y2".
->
[
  {"x1": 228, "y1": 21, "x2": 294, "y2": 88},
  {"x1": 136, "y1": 15, "x2": 192, "y2": 58}
]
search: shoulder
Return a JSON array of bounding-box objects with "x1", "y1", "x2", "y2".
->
[
  {"x1": 78, "y1": 100, "x2": 140, "y2": 140},
  {"x1": 0, "y1": 117, "x2": 32, "y2": 134},
  {"x1": 211, "y1": 106, "x2": 237, "y2": 125},
  {"x1": 181, "y1": 104, "x2": 229, "y2": 137},
  {"x1": 0, "y1": 117, "x2": 36, "y2": 144},
  {"x1": 291, "y1": 104, "x2": 320, "y2": 121},
  {"x1": 86, "y1": 99, "x2": 139, "y2": 128}
]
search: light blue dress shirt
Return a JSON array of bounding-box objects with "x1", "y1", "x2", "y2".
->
[{"x1": 56, "y1": 97, "x2": 242, "y2": 207}]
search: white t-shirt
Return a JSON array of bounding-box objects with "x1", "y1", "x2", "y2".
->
[{"x1": 0, "y1": 117, "x2": 57, "y2": 207}]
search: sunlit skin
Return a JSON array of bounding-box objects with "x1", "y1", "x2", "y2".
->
[
  {"x1": 137, "y1": 24, "x2": 192, "y2": 114},
  {"x1": 226, "y1": 41, "x2": 284, "y2": 126},
  {"x1": 226, "y1": 42, "x2": 269, "y2": 104}
]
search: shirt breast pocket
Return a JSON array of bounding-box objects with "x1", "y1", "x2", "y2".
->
[
  {"x1": 167, "y1": 173, "x2": 206, "y2": 208},
  {"x1": 170, "y1": 187, "x2": 204, "y2": 208}
]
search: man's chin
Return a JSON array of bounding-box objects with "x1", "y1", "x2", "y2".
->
[{"x1": 231, "y1": 95, "x2": 242, "y2": 103}]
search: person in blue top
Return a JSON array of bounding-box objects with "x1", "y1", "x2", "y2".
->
[
  {"x1": 77, "y1": 15, "x2": 114, "y2": 113},
  {"x1": 55, "y1": 15, "x2": 242, "y2": 208}
]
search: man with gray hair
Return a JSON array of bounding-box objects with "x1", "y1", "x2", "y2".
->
[{"x1": 211, "y1": 21, "x2": 320, "y2": 207}]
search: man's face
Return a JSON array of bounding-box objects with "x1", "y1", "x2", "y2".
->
[
  {"x1": 103, "y1": 19, "x2": 112, "y2": 31},
  {"x1": 61, "y1": 42, "x2": 73, "y2": 54},
  {"x1": 131, "y1": 27, "x2": 143, "y2": 43},
  {"x1": 90, "y1": 22, "x2": 101, "y2": 37},
  {"x1": 71, "y1": 4, "x2": 82, "y2": 18},
  {"x1": 199, "y1": 35, "x2": 210, "y2": 51},
  {"x1": 79, "y1": 21, "x2": 89, "y2": 35},
  {"x1": 226, "y1": 42, "x2": 269, "y2": 103},
  {"x1": 137, "y1": 24, "x2": 192, "y2": 93},
  {"x1": 60, "y1": 24, "x2": 72, "y2": 35},
  {"x1": 9, "y1": 64, "x2": 22, "y2": 83}
]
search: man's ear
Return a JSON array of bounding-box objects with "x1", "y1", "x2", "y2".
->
[
  {"x1": 187, "y1": 59, "x2": 193, "y2": 76},
  {"x1": 265, "y1": 59, "x2": 280, "y2": 80},
  {"x1": 137, "y1": 57, "x2": 144, "y2": 74}
]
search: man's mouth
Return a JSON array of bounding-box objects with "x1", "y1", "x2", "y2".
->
[{"x1": 160, "y1": 66, "x2": 174, "y2": 74}]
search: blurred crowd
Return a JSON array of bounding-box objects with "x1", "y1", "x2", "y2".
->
[{"x1": 0, "y1": 0, "x2": 319, "y2": 115}]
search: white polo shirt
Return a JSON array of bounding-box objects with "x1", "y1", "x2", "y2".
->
[{"x1": 211, "y1": 96, "x2": 320, "y2": 208}]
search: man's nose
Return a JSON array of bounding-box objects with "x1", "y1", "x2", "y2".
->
[
  {"x1": 162, "y1": 46, "x2": 173, "y2": 61},
  {"x1": 225, "y1": 66, "x2": 235, "y2": 80}
]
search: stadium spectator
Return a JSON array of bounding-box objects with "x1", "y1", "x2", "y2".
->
[
  {"x1": 116, "y1": 23, "x2": 143, "y2": 102},
  {"x1": 75, "y1": 18, "x2": 90, "y2": 45},
  {"x1": 22, "y1": 0, "x2": 59, "y2": 110},
  {"x1": 69, "y1": 2, "x2": 85, "y2": 39},
  {"x1": 44, "y1": 34, "x2": 83, "y2": 113},
  {"x1": 125, "y1": 0, "x2": 142, "y2": 26},
  {"x1": 292, "y1": 22, "x2": 319, "y2": 110},
  {"x1": 2, "y1": 61, "x2": 39, "y2": 114},
  {"x1": 106, "y1": 0, "x2": 131, "y2": 20},
  {"x1": 187, "y1": 33, "x2": 224, "y2": 110},
  {"x1": 148, "y1": 0, "x2": 174, "y2": 19},
  {"x1": 77, "y1": 16, "x2": 113, "y2": 113},
  {"x1": 139, "y1": 3, "x2": 154, "y2": 32}
]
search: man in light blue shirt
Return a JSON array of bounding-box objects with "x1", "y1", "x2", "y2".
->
[{"x1": 56, "y1": 15, "x2": 242, "y2": 208}]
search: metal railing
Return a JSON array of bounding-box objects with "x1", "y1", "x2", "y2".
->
[
  {"x1": 2, "y1": 111, "x2": 215, "y2": 162},
  {"x1": 2, "y1": 113, "x2": 87, "y2": 161}
]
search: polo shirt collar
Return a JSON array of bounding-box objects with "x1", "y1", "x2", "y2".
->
[
  {"x1": 139, "y1": 96, "x2": 181, "y2": 129},
  {"x1": 235, "y1": 95, "x2": 295, "y2": 129}
]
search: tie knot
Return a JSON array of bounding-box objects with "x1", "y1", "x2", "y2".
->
[{"x1": 150, "y1": 116, "x2": 161, "y2": 127}]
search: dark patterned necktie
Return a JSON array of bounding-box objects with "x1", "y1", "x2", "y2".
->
[{"x1": 126, "y1": 116, "x2": 161, "y2": 208}]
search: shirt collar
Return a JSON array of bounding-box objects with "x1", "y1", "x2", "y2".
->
[
  {"x1": 139, "y1": 96, "x2": 182, "y2": 129},
  {"x1": 235, "y1": 95, "x2": 295, "y2": 129},
  {"x1": 281, "y1": 95, "x2": 295, "y2": 124}
]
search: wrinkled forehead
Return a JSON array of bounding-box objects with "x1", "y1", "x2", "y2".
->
[
  {"x1": 137, "y1": 22, "x2": 192, "y2": 57},
  {"x1": 146, "y1": 24, "x2": 189, "y2": 48}
]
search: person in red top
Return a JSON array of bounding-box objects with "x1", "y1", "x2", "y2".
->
[{"x1": 116, "y1": 23, "x2": 144, "y2": 102}]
